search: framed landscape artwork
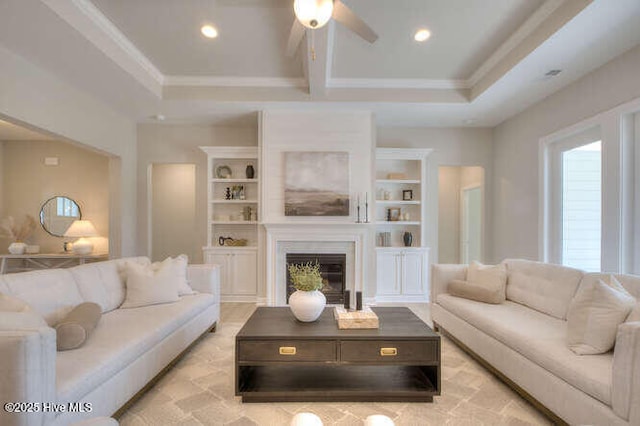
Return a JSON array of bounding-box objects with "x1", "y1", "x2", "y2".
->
[{"x1": 284, "y1": 151, "x2": 350, "y2": 216}]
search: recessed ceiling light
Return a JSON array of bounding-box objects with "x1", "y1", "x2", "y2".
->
[
  {"x1": 201, "y1": 25, "x2": 218, "y2": 39},
  {"x1": 414, "y1": 29, "x2": 431, "y2": 42}
]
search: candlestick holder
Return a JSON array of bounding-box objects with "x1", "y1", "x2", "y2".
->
[
  {"x1": 364, "y1": 200, "x2": 369, "y2": 223},
  {"x1": 356, "y1": 204, "x2": 361, "y2": 223}
]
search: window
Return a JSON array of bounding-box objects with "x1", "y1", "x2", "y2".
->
[
  {"x1": 543, "y1": 126, "x2": 602, "y2": 271},
  {"x1": 561, "y1": 141, "x2": 601, "y2": 271}
]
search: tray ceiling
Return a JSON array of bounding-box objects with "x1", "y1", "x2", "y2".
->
[{"x1": 1, "y1": 0, "x2": 640, "y2": 127}]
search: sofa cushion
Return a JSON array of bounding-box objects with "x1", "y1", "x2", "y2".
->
[
  {"x1": 56, "y1": 302, "x2": 102, "y2": 351},
  {"x1": 56, "y1": 293, "x2": 214, "y2": 404},
  {"x1": 567, "y1": 277, "x2": 636, "y2": 355},
  {"x1": 448, "y1": 279, "x2": 504, "y2": 304},
  {"x1": 1, "y1": 269, "x2": 83, "y2": 326},
  {"x1": 505, "y1": 259, "x2": 583, "y2": 319},
  {"x1": 70, "y1": 260, "x2": 125, "y2": 313},
  {"x1": 437, "y1": 293, "x2": 612, "y2": 405}
]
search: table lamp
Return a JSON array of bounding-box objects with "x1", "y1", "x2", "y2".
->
[{"x1": 64, "y1": 220, "x2": 98, "y2": 255}]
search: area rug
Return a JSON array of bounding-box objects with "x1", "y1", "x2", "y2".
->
[{"x1": 118, "y1": 304, "x2": 551, "y2": 425}]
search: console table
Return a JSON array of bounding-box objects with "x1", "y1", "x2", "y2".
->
[
  {"x1": 0, "y1": 253, "x2": 109, "y2": 274},
  {"x1": 235, "y1": 306, "x2": 440, "y2": 402}
]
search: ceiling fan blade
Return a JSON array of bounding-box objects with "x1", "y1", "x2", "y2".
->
[
  {"x1": 285, "y1": 19, "x2": 306, "y2": 57},
  {"x1": 332, "y1": 0, "x2": 378, "y2": 43}
]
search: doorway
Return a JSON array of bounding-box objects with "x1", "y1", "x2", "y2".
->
[{"x1": 438, "y1": 166, "x2": 484, "y2": 264}]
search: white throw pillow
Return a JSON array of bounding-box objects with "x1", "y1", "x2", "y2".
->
[
  {"x1": 154, "y1": 255, "x2": 194, "y2": 296},
  {"x1": 567, "y1": 276, "x2": 636, "y2": 355},
  {"x1": 465, "y1": 261, "x2": 507, "y2": 302},
  {"x1": 121, "y1": 260, "x2": 180, "y2": 309}
]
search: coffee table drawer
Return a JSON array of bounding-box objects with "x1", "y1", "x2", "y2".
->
[
  {"x1": 340, "y1": 340, "x2": 437, "y2": 363},
  {"x1": 238, "y1": 340, "x2": 337, "y2": 362}
]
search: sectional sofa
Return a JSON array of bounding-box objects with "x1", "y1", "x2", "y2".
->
[
  {"x1": 431, "y1": 259, "x2": 640, "y2": 426},
  {"x1": 0, "y1": 256, "x2": 220, "y2": 426}
]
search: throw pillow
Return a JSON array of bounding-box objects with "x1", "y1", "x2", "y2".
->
[
  {"x1": 627, "y1": 303, "x2": 640, "y2": 322},
  {"x1": 0, "y1": 292, "x2": 32, "y2": 312},
  {"x1": 465, "y1": 261, "x2": 507, "y2": 302},
  {"x1": 121, "y1": 259, "x2": 180, "y2": 309},
  {"x1": 567, "y1": 276, "x2": 636, "y2": 355},
  {"x1": 448, "y1": 279, "x2": 504, "y2": 304},
  {"x1": 154, "y1": 255, "x2": 193, "y2": 296},
  {"x1": 56, "y1": 302, "x2": 101, "y2": 351}
]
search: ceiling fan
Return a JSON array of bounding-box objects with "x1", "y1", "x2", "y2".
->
[{"x1": 286, "y1": 0, "x2": 378, "y2": 57}]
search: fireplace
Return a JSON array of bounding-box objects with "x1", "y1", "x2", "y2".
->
[{"x1": 286, "y1": 253, "x2": 346, "y2": 304}]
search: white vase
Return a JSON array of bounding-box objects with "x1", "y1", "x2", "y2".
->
[
  {"x1": 8, "y1": 242, "x2": 27, "y2": 255},
  {"x1": 289, "y1": 290, "x2": 326, "y2": 322}
]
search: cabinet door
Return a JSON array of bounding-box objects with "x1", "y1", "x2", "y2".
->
[
  {"x1": 401, "y1": 251, "x2": 426, "y2": 296},
  {"x1": 231, "y1": 251, "x2": 257, "y2": 295},
  {"x1": 376, "y1": 251, "x2": 401, "y2": 295},
  {"x1": 207, "y1": 253, "x2": 231, "y2": 295}
]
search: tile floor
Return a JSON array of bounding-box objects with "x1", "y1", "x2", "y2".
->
[{"x1": 118, "y1": 303, "x2": 552, "y2": 425}]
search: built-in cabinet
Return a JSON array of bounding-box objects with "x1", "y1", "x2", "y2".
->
[
  {"x1": 375, "y1": 248, "x2": 430, "y2": 302},
  {"x1": 200, "y1": 146, "x2": 260, "y2": 301},
  {"x1": 204, "y1": 248, "x2": 257, "y2": 300},
  {"x1": 375, "y1": 148, "x2": 432, "y2": 302}
]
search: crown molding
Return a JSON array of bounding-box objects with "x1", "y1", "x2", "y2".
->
[
  {"x1": 327, "y1": 78, "x2": 470, "y2": 90},
  {"x1": 163, "y1": 76, "x2": 307, "y2": 88},
  {"x1": 42, "y1": 0, "x2": 164, "y2": 97},
  {"x1": 467, "y1": 0, "x2": 565, "y2": 87}
]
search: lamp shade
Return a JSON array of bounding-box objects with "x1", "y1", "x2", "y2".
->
[
  {"x1": 294, "y1": 0, "x2": 334, "y2": 29},
  {"x1": 64, "y1": 220, "x2": 98, "y2": 238}
]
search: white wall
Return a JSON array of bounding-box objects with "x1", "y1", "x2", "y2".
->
[
  {"x1": 137, "y1": 123, "x2": 258, "y2": 262},
  {"x1": 261, "y1": 111, "x2": 374, "y2": 223},
  {"x1": 493, "y1": 44, "x2": 640, "y2": 265},
  {"x1": 376, "y1": 127, "x2": 493, "y2": 263},
  {"x1": 0, "y1": 45, "x2": 137, "y2": 256}
]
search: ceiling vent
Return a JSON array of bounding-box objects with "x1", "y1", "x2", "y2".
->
[{"x1": 544, "y1": 69, "x2": 562, "y2": 77}]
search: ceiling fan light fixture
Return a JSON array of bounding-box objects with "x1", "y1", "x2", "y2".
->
[
  {"x1": 294, "y1": 0, "x2": 334, "y2": 29},
  {"x1": 201, "y1": 25, "x2": 218, "y2": 39},
  {"x1": 414, "y1": 28, "x2": 431, "y2": 42}
]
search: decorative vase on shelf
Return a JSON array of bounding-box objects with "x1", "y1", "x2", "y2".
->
[
  {"x1": 8, "y1": 242, "x2": 27, "y2": 255},
  {"x1": 403, "y1": 232, "x2": 413, "y2": 247},
  {"x1": 288, "y1": 262, "x2": 326, "y2": 322},
  {"x1": 245, "y1": 164, "x2": 255, "y2": 179}
]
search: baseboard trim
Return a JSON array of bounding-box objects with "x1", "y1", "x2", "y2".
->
[
  {"x1": 112, "y1": 320, "x2": 217, "y2": 419},
  {"x1": 435, "y1": 322, "x2": 569, "y2": 426}
]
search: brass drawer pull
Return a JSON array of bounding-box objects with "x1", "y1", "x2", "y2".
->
[
  {"x1": 380, "y1": 347, "x2": 398, "y2": 356},
  {"x1": 279, "y1": 346, "x2": 297, "y2": 355}
]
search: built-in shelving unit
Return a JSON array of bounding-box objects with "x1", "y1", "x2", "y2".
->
[
  {"x1": 374, "y1": 148, "x2": 432, "y2": 303},
  {"x1": 200, "y1": 146, "x2": 260, "y2": 301}
]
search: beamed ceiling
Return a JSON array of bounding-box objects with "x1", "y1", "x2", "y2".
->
[{"x1": 1, "y1": 0, "x2": 640, "y2": 130}]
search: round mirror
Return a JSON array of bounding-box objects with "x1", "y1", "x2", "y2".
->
[{"x1": 39, "y1": 196, "x2": 82, "y2": 237}]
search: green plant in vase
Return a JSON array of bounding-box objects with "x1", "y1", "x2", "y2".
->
[{"x1": 288, "y1": 261, "x2": 326, "y2": 322}]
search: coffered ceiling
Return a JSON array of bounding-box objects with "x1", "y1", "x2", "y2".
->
[{"x1": 1, "y1": 0, "x2": 640, "y2": 128}]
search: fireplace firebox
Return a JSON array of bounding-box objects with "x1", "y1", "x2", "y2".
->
[{"x1": 286, "y1": 253, "x2": 346, "y2": 304}]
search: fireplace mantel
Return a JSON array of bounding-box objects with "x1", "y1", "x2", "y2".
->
[{"x1": 264, "y1": 223, "x2": 373, "y2": 306}]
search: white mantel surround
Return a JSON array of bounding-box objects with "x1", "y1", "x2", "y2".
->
[{"x1": 264, "y1": 223, "x2": 373, "y2": 306}]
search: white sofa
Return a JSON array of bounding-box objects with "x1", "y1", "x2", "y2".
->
[
  {"x1": 0, "y1": 256, "x2": 220, "y2": 426},
  {"x1": 431, "y1": 259, "x2": 640, "y2": 426}
]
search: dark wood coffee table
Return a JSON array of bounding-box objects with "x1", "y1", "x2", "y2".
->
[{"x1": 235, "y1": 306, "x2": 440, "y2": 402}]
